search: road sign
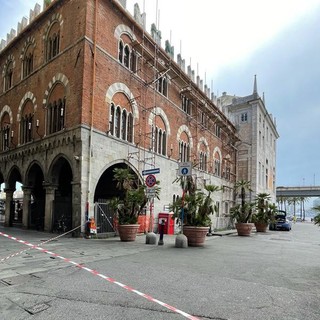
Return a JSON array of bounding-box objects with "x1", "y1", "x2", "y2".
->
[
  {"x1": 142, "y1": 168, "x2": 160, "y2": 176},
  {"x1": 146, "y1": 187, "x2": 157, "y2": 198},
  {"x1": 145, "y1": 174, "x2": 157, "y2": 187},
  {"x1": 178, "y1": 162, "x2": 192, "y2": 176}
]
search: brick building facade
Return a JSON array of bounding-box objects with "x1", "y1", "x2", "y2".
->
[{"x1": 0, "y1": 0, "x2": 238, "y2": 234}]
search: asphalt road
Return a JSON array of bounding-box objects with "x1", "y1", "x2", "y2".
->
[{"x1": 0, "y1": 222, "x2": 319, "y2": 320}]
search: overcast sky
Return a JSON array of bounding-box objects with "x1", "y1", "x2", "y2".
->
[{"x1": 1, "y1": 0, "x2": 320, "y2": 189}]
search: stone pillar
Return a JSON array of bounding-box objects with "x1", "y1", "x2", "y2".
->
[
  {"x1": 71, "y1": 181, "x2": 82, "y2": 236},
  {"x1": 43, "y1": 184, "x2": 57, "y2": 232},
  {"x1": 21, "y1": 186, "x2": 32, "y2": 229},
  {"x1": 4, "y1": 189, "x2": 14, "y2": 227}
]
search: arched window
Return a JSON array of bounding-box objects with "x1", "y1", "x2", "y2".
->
[
  {"x1": 109, "y1": 103, "x2": 134, "y2": 143},
  {"x1": 46, "y1": 22, "x2": 60, "y2": 61},
  {"x1": 121, "y1": 110, "x2": 127, "y2": 140},
  {"x1": 162, "y1": 131, "x2": 167, "y2": 156},
  {"x1": 24, "y1": 52, "x2": 33, "y2": 78},
  {"x1": 118, "y1": 40, "x2": 124, "y2": 63},
  {"x1": 179, "y1": 140, "x2": 190, "y2": 162},
  {"x1": 115, "y1": 107, "x2": 121, "y2": 138},
  {"x1": 204, "y1": 153, "x2": 207, "y2": 171},
  {"x1": 199, "y1": 151, "x2": 207, "y2": 171},
  {"x1": 0, "y1": 123, "x2": 10, "y2": 151},
  {"x1": 23, "y1": 45, "x2": 34, "y2": 78},
  {"x1": 154, "y1": 127, "x2": 158, "y2": 152},
  {"x1": 214, "y1": 155, "x2": 221, "y2": 176},
  {"x1": 130, "y1": 50, "x2": 137, "y2": 72},
  {"x1": 4, "y1": 61, "x2": 13, "y2": 91},
  {"x1": 181, "y1": 94, "x2": 191, "y2": 115},
  {"x1": 157, "y1": 75, "x2": 168, "y2": 97},
  {"x1": 47, "y1": 97, "x2": 66, "y2": 135},
  {"x1": 118, "y1": 38, "x2": 138, "y2": 73},
  {"x1": 109, "y1": 103, "x2": 115, "y2": 135},
  {"x1": 20, "y1": 114, "x2": 34, "y2": 144},
  {"x1": 124, "y1": 45, "x2": 130, "y2": 68},
  {"x1": 127, "y1": 113, "x2": 133, "y2": 142},
  {"x1": 158, "y1": 129, "x2": 162, "y2": 154}
]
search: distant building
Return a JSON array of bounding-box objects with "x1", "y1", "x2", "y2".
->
[
  {"x1": 0, "y1": 0, "x2": 238, "y2": 233},
  {"x1": 218, "y1": 76, "x2": 279, "y2": 203}
]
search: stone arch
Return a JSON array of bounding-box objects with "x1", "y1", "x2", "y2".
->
[
  {"x1": 43, "y1": 73, "x2": 69, "y2": 107},
  {"x1": 25, "y1": 160, "x2": 45, "y2": 184},
  {"x1": 26, "y1": 161, "x2": 46, "y2": 230},
  {"x1": 114, "y1": 24, "x2": 137, "y2": 42},
  {"x1": 2, "y1": 54, "x2": 15, "y2": 78},
  {"x1": 197, "y1": 137, "x2": 209, "y2": 154},
  {"x1": 94, "y1": 160, "x2": 142, "y2": 203},
  {"x1": 18, "y1": 92, "x2": 37, "y2": 122},
  {"x1": 148, "y1": 107, "x2": 171, "y2": 135},
  {"x1": 176, "y1": 125, "x2": 193, "y2": 148},
  {"x1": 47, "y1": 154, "x2": 73, "y2": 232},
  {"x1": 0, "y1": 105, "x2": 13, "y2": 124},
  {"x1": 47, "y1": 154, "x2": 73, "y2": 184},
  {"x1": 213, "y1": 146, "x2": 222, "y2": 160},
  {"x1": 43, "y1": 13, "x2": 64, "y2": 40},
  {"x1": 20, "y1": 36, "x2": 36, "y2": 59},
  {"x1": 7, "y1": 166, "x2": 23, "y2": 189},
  {"x1": 105, "y1": 82, "x2": 139, "y2": 120}
]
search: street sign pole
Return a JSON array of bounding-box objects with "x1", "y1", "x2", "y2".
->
[{"x1": 181, "y1": 175, "x2": 186, "y2": 234}]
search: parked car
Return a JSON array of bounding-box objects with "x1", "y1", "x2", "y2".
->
[{"x1": 269, "y1": 210, "x2": 292, "y2": 231}]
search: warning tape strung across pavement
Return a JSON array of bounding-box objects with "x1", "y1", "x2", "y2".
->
[
  {"x1": 0, "y1": 231, "x2": 199, "y2": 320},
  {"x1": 0, "y1": 223, "x2": 85, "y2": 263}
]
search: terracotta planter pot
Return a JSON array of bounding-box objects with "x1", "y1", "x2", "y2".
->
[
  {"x1": 118, "y1": 224, "x2": 140, "y2": 241},
  {"x1": 183, "y1": 226, "x2": 209, "y2": 247},
  {"x1": 235, "y1": 223, "x2": 254, "y2": 236},
  {"x1": 254, "y1": 222, "x2": 268, "y2": 232}
]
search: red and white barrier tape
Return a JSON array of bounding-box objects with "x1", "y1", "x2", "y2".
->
[
  {"x1": 0, "y1": 223, "x2": 84, "y2": 263},
  {"x1": 0, "y1": 231, "x2": 199, "y2": 320}
]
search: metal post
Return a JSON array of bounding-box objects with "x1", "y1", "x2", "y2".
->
[
  {"x1": 181, "y1": 175, "x2": 186, "y2": 234},
  {"x1": 158, "y1": 219, "x2": 165, "y2": 245}
]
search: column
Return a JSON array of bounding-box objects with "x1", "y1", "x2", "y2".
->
[
  {"x1": 21, "y1": 186, "x2": 32, "y2": 229},
  {"x1": 4, "y1": 188, "x2": 14, "y2": 227},
  {"x1": 71, "y1": 181, "x2": 82, "y2": 236},
  {"x1": 43, "y1": 184, "x2": 57, "y2": 232}
]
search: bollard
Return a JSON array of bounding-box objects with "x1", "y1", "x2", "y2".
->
[{"x1": 158, "y1": 219, "x2": 165, "y2": 245}]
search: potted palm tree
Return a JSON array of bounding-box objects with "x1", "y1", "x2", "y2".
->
[
  {"x1": 230, "y1": 180, "x2": 254, "y2": 236},
  {"x1": 170, "y1": 175, "x2": 220, "y2": 246},
  {"x1": 110, "y1": 167, "x2": 159, "y2": 241},
  {"x1": 252, "y1": 193, "x2": 276, "y2": 232}
]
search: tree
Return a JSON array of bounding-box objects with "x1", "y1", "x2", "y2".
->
[
  {"x1": 110, "y1": 167, "x2": 160, "y2": 225},
  {"x1": 170, "y1": 176, "x2": 220, "y2": 227},
  {"x1": 230, "y1": 180, "x2": 253, "y2": 223},
  {"x1": 312, "y1": 205, "x2": 320, "y2": 226}
]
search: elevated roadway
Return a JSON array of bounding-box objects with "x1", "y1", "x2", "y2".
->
[{"x1": 276, "y1": 186, "x2": 320, "y2": 197}]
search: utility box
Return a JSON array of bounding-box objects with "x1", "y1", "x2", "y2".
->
[{"x1": 158, "y1": 212, "x2": 174, "y2": 235}]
